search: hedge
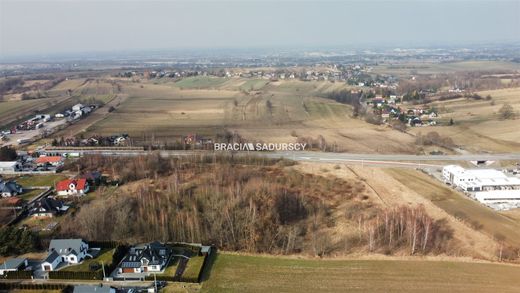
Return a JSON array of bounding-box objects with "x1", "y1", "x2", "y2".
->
[
  {"x1": 145, "y1": 275, "x2": 176, "y2": 282},
  {"x1": 48, "y1": 270, "x2": 103, "y2": 280},
  {"x1": 4, "y1": 270, "x2": 33, "y2": 279},
  {"x1": 88, "y1": 240, "x2": 122, "y2": 249},
  {"x1": 0, "y1": 283, "x2": 70, "y2": 290}
]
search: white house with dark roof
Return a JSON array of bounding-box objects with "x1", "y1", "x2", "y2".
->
[
  {"x1": 41, "y1": 239, "x2": 89, "y2": 271},
  {"x1": 118, "y1": 241, "x2": 171, "y2": 274},
  {"x1": 0, "y1": 179, "x2": 23, "y2": 197},
  {"x1": 0, "y1": 258, "x2": 28, "y2": 275}
]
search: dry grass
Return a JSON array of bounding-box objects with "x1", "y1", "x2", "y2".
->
[
  {"x1": 385, "y1": 168, "x2": 520, "y2": 248},
  {"x1": 294, "y1": 163, "x2": 501, "y2": 260},
  {"x1": 409, "y1": 87, "x2": 520, "y2": 152},
  {"x1": 84, "y1": 78, "x2": 416, "y2": 152},
  {"x1": 201, "y1": 252, "x2": 520, "y2": 293}
]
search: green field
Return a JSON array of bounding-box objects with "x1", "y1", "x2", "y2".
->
[
  {"x1": 175, "y1": 76, "x2": 230, "y2": 89},
  {"x1": 201, "y1": 253, "x2": 520, "y2": 293},
  {"x1": 14, "y1": 174, "x2": 68, "y2": 187},
  {"x1": 0, "y1": 99, "x2": 45, "y2": 116},
  {"x1": 61, "y1": 248, "x2": 114, "y2": 272},
  {"x1": 239, "y1": 79, "x2": 269, "y2": 91},
  {"x1": 183, "y1": 255, "x2": 205, "y2": 280},
  {"x1": 18, "y1": 189, "x2": 44, "y2": 201}
]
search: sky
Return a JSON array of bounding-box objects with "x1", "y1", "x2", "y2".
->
[{"x1": 0, "y1": 0, "x2": 519, "y2": 57}]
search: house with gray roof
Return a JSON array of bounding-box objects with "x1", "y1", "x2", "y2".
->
[
  {"x1": 118, "y1": 241, "x2": 171, "y2": 274},
  {"x1": 0, "y1": 179, "x2": 23, "y2": 197},
  {"x1": 0, "y1": 258, "x2": 28, "y2": 275},
  {"x1": 29, "y1": 197, "x2": 69, "y2": 218},
  {"x1": 41, "y1": 239, "x2": 89, "y2": 271}
]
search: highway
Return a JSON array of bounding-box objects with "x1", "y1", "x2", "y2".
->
[{"x1": 42, "y1": 149, "x2": 520, "y2": 168}]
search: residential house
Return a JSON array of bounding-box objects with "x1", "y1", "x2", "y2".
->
[
  {"x1": 0, "y1": 179, "x2": 23, "y2": 197},
  {"x1": 56, "y1": 179, "x2": 89, "y2": 196},
  {"x1": 35, "y1": 156, "x2": 64, "y2": 167},
  {"x1": 118, "y1": 241, "x2": 171, "y2": 274},
  {"x1": 0, "y1": 258, "x2": 28, "y2": 275},
  {"x1": 41, "y1": 239, "x2": 89, "y2": 271},
  {"x1": 84, "y1": 171, "x2": 102, "y2": 186},
  {"x1": 30, "y1": 197, "x2": 69, "y2": 218}
]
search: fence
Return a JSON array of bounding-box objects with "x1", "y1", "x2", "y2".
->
[{"x1": 0, "y1": 282, "x2": 70, "y2": 291}]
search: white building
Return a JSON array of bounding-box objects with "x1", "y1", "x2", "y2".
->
[
  {"x1": 41, "y1": 239, "x2": 89, "y2": 271},
  {"x1": 72, "y1": 104, "x2": 84, "y2": 112},
  {"x1": 0, "y1": 161, "x2": 20, "y2": 172},
  {"x1": 0, "y1": 258, "x2": 28, "y2": 275},
  {"x1": 475, "y1": 190, "x2": 520, "y2": 204},
  {"x1": 442, "y1": 165, "x2": 520, "y2": 192}
]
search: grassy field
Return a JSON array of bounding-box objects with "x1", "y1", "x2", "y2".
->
[
  {"x1": 61, "y1": 248, "x2": 114, "y2": 272},
  {"x1": 175, "y1": 76, "x2": 230, "y2": 89},
  {"x1": 201, "y1": 253, "x2": 520, "y2": 293},
  {"x1": 14, "y1": 174, "x2": 68, "y2": 187},
  {"x1": 385, "y1": 168, "x2": 520, "y2": 246},
  {"x1": 183, "y1": 255, "x2": 205, "y2": 280},
  {"x1": 239, "y1": 79, "x2": 270, "y2": 91},
  {"x1": 18, "y1": 189, "x2": 44, "y2": 201}
]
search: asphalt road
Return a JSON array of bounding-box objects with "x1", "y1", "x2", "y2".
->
[{"x1": 42, "y1": 149, "x2": 520, "y2": 168}]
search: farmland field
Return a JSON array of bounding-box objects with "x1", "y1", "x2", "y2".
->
[
  {"x1": 372, "y1": 61, "x2": 520, "y2": 77},
  {"x1": 0, "y1": 78, "x2": 118, "y2": 129},
  {"x1": 174, "y1": 76, "x2": 230, "y2": 89},
  {"x1": 84, "y1": 78, "x2": 417, "y2": 153},
  {"x1": 201, "y1": 253, "x2": 520, "y2": 293}
]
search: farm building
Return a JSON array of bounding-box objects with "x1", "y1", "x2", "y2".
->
[
  {"x1": 442, "y1": 165, "x2": 520, "y2": 192},
  {"x1": 55, "y1": 178, "x2": 89, "y2": 196}
]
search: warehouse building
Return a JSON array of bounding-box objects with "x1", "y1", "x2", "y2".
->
[
  {"x1": 442, "y1": 165, "x2": 520, "y2": 192},
  {"x1": 475, "y1": 190, "x2": 520, "y2": 204}
]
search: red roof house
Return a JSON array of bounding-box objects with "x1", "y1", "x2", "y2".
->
[
  {"x1": 55, "y1": 179, "x2": 89, "y2": 196},
  {"x1": 36, "y1": 156, "x2": 64, "y2": 166}
]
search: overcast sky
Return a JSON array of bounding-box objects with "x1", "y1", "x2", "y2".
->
[{"x1": 0, "y1": 0, "x2": 519, "y2": 57}]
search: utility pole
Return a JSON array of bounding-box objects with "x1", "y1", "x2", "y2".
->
[
  {"x1": 101, "y1": 260, "x2": 106, "y2": 280},
  {"x1": 154, "y1": 273, "x2": 157, "y2": 292}
]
